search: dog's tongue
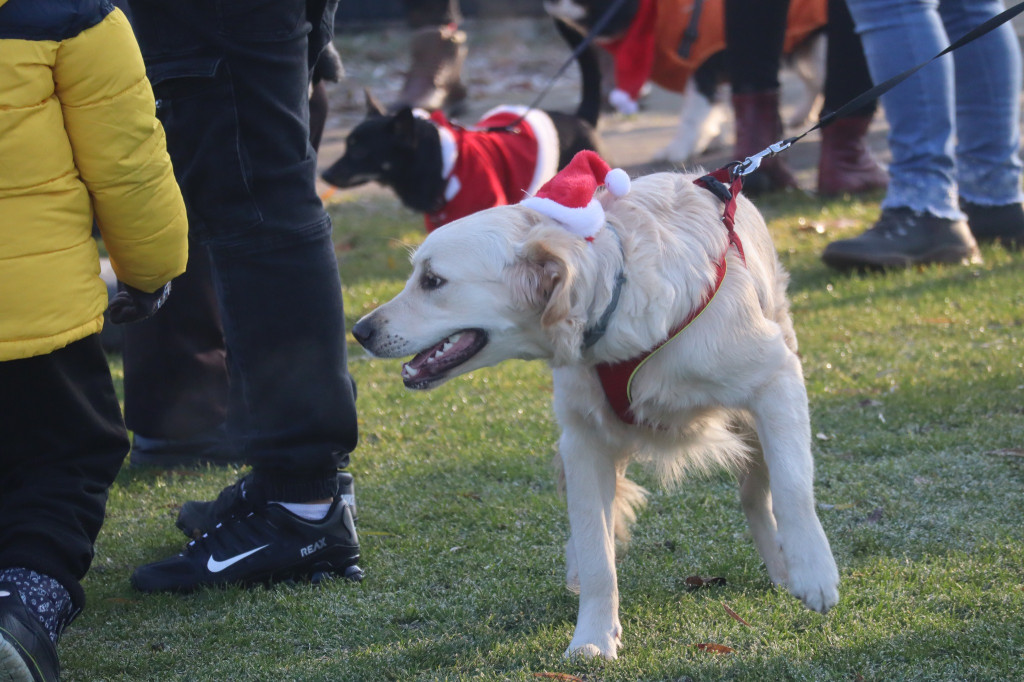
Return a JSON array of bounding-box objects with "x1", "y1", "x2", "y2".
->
[{"x1": 402, "y1": 330, "x2": 480, "y2": 380}]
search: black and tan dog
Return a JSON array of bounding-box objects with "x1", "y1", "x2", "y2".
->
[{"x1": 320, "y1": 21, "x2": 605, "y2": 232}]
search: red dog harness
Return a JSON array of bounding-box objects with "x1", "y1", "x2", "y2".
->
[{"x1": 594, "y1": 167, "x2": 746, "y2": 425}]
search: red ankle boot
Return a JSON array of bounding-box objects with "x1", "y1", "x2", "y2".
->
[
  {"x1": 817, "y1": 115, "x2": 889, "y2": 196},
  {"x1": 731, "y1": 90, "x2": 799, "y2": 195}
]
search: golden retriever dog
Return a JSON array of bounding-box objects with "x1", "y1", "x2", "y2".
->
[{"x1": 352, "y1": 168, "x2": 839, "y2": 660}]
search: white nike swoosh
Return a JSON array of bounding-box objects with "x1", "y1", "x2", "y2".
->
[{"x1": 206, "y1": 544, "x2": 270, "y2": 573}]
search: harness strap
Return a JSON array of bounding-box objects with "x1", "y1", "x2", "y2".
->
[
  {"x1": 595, "y1": 255, "x2": 728, "y2": 425},
  {"x1": 694, "y1": 166, "x2": 746, "y2": 264},
  {"x1": 593, "y1": 169, "x2": 745, "y2": 426}
]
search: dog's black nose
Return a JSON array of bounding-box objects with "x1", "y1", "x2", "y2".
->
[{"x1": 351, "y1": 318, "x2": 375, "y2": 347}]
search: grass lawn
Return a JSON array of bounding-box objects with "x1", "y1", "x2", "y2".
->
[{"x1": 64, "y1": 186, "x2": 1024, "y2": 681}]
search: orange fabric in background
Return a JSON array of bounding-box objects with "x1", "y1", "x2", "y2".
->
[{"x1": 606, "y1": 0, "x2": 828, "y2": 96}]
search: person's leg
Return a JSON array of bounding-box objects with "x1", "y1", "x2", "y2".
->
[
  {"x1": 822, "y1": 0, "x2": 875, "y2": 111},
  {"x1": 128, "y1": 0, "x2": 361, "y2": 592},
  {"x1": 941, "y1": 0, "x2": 1024, "y2": 246},
  {"x1": 392, "y1": 0, "x2": 467, "y2": 113},
  {"x1": 122, "y1": 239, "x2": 235, "y2": 467},
  {"x1": 0, "y1": 335, "x2": 129, "y2": 637},
  {"x1": 821, "y1": 0, "x2": 980, "y2": 268},
  {"x1": 817, "y1": 0, "x2": 889, "y2": 195},
  {"x1": 128, "y1": 0, "x2": 355, "y2": 494},
  {"x1": 726, "y1": 0, "x2": 798, "y2": 193},
  {"x1": 210, "y1": 2, "x2": 355, "y2": 498},
  {"x1": 847, "y1": 0, "x2": 959, "y2": 216}
]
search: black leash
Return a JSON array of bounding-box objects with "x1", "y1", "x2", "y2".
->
[
  {"x1": 482, "y1": 0, "x2": 633, "y2": 132},
  {"x1": 732, "y1": 0, "x2": 1024, "y2": 179}
]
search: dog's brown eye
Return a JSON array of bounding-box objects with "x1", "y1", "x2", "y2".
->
[{"x1": 420, "y1": 272, "x2": 446, "y2": 291}]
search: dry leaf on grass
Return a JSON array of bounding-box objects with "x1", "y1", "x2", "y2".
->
[
  {"x1": 684, "y1": 575, "x2": 727, "y2": 590},
  {"x1": 722, "y1": 602, "x2": 750, "y2": 626},
  {"x1": 532, "y1": 673, "x2": 585, "y2": 681},
  {"x1": 694, "y1": 643, "x2": 734, "y2": 654}
]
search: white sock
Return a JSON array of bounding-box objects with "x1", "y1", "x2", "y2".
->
[{"x1": 274, "y1": 501, "x2": 333, "y2": 521}]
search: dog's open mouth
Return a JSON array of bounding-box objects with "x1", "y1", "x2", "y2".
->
[{"x1": 401, "y1": 329, "x2": 488, "y2": 389}]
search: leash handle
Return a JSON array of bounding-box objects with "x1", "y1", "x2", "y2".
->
[{"x1": 733, "y1": 0, "x2": 1024, "y2": 181}]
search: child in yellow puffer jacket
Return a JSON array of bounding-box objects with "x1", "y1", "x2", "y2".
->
[{"x1": 0, "y1": 0, "x2": 187, "y2": 679}]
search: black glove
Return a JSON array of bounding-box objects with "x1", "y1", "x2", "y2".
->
[{"x1": 107, "y1": 281, "x2": 172, "y2": 324}]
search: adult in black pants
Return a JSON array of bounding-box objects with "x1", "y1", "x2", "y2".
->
[
  {"x1": 126, "y1": 0, "x2": 364, "y2": 594},
  {"x1": 121, "y1": 16, "x2": 345, "y2": 469},
  {"x1": 727, "y1": 0, "x2": 888, "y2": 195}
]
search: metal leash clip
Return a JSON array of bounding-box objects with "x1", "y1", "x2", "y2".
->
[{"x1": 733, "y1": 137, "x2": 798, "y2": 178}]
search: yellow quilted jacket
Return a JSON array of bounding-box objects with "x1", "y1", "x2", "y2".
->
[{"x1": 0, "y1": 0, "x2": 188, "y2": 361}]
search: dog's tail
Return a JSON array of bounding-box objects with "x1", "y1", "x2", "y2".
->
[
  {"x1": 612, "y1": 470, "x2": 648, "y2": 545},
  {"x1": 553, "y1": 18, "x2": 602, "y2": 128},
  {"x1": 555, "y1": 452, "x2": 648, "y2": 546}
]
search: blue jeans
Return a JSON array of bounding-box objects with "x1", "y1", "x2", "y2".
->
[
  {"x1": 845, "y1": 0, "x2": 1024, "y2": 219},
  {"x1": 128, "y1": 0, "x2": 355, "y2": 501}
]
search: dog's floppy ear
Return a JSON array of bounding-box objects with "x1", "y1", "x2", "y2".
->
[
  {"x1": 511, "y1": 235, "x2": 584, "y2": 364},
  {"x1": 364, "y1": 88, "x2": 387, "y2": 117}
]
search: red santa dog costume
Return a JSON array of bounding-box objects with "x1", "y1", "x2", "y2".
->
[
  {"x1": 599, "y1": 0, "x2": 827, "y2": 114},
  {"x1": 424, "y1": 106, "x2": 560, "y2": 231}
]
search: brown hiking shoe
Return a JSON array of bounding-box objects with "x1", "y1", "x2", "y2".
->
[{"x1": 822, "y1": 208, "x2": 982, "y2": 270}]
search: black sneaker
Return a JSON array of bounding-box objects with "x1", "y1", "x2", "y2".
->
[
  {"x1": 961, "y1": 200, "x2": 1024, "y2": 249},
  {"x1": 132, "y1": 498, "x2": 363, "y2": 593},
  {"x1": 0, "y1": 583, "x2": 60, "y2": 682},
  {"x1": 176, "y1": 471, "x2": 356, "y2": 539},
  {"x1": 822, "y1": 207, "x2": 982, "y2": 270}
]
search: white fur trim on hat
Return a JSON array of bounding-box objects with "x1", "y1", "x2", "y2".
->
[{"x1": 521, "y1": 196, "x2": 605, "y2": 239}]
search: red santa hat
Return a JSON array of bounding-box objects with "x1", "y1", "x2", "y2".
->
[{"x1": 521, "y1": 150, "x2": 630, "y2": 239}]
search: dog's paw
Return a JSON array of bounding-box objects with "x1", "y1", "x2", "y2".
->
[
  {"x1": 564, "y1": 618, "x2": 622, "y2": 660},
  {"x1": 564, "y1": 634, "x2": 621, "y2": 661},
  {"x1": 785, "y1": 553, "x2": 840, "y2": 614},
  {"x1": 564, "y1": 643, "x2": 612, "y2": 660}
]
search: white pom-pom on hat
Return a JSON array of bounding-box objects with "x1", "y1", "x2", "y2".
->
[
  {"x1": 604, "y1": 167, "x2": 631, "y2": 198},
  {"x1": 521, "y1": 150, "x2": 630, "y2": 240}
]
